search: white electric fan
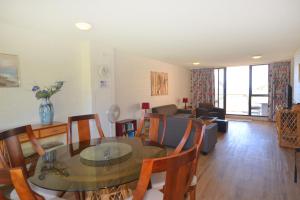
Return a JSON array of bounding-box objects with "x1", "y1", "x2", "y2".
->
[{"x1": 106, "y1": 104, "x2": 121, "y2": 136}]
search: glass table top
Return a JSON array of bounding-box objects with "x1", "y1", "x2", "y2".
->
[{"x1": 29, "y1": 137, "x2": 166, "y2": 192}]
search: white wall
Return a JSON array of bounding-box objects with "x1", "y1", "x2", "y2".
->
[
  {"x1": 114, "y1": 50, "x2": 191, "y2": 120},
  {"x1": 0, "y1": 23, "x2": 92, "y2": 129},
  {"x1": 293, "y1": 48, "x2": 300, "y2": 102},
  {"x1": 90, "y1": 44, "x2": 116, "y2": 137},
  {"x1": 0, "y1": 24, "x2": 192, "y2": 137}
]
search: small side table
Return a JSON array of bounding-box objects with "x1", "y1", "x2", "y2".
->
[
  {"x1": 197, "y1": 116, "x2": 217, "y2": 125},
  {"x1": 215, "y1": 119, "x2": 229, "y2": 132}
]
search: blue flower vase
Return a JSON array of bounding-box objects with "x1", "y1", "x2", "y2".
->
[{"x1": 39, "y1": 98, "x2": 54, "y2": 125}]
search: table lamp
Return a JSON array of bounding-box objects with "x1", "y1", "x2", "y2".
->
[
  {"x1": 183, "y1": 98, "x2": 188, "y2": 109},
  {"x1": 141, "y1": 102, "x2": 150, "y2": 113}
]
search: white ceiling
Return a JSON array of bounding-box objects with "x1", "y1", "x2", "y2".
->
[{"x1": 1, "y1": 0, "x2": 300, "y2": 68}]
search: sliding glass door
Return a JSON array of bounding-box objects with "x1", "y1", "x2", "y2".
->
[
  {"x1": 214, "y1": 68, "x2": 225, "y2": 109},
  {"x1": 226, "y1": 66, "x2": 249, "y2": 115},
  {"x1": 214, "y1": 65, "x2": 269, "y2": 116},
  {"x1": 250, "y1": 65, "x2": 269, "y2": 116}
]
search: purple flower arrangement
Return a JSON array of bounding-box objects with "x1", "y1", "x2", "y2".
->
[{"x1": 32, "y1": 81, "x2": 64, "y2": 99}]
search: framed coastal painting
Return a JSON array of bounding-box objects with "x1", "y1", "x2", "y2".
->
[
  {"x1": 151, "y1": 71, "x2": 168, "y2": 96},
  {"x1": 0, "y1": 53, "x2": 19, "y2": 87}
]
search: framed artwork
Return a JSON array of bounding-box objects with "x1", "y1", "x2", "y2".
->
[
  {"x1": 151, "y1": 71, "x2": 168, "y2": 96},
  {"x1": 0, "y1": 53, "x2": 19, "y2": 87}
]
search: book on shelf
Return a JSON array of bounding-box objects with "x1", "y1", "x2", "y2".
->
[
  {"x1": 126, "y1": 122, "x2": 134, "y2": 132},
  {"x1": 127, "y1": 131, "x2": 135, "y2": 137}
]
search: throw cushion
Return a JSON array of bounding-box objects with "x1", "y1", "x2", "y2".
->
[{"x1": 152, "y1": 104, "x2": 178, "y2": 116}]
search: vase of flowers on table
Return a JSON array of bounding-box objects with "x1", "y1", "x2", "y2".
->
[{"x1": 32, "y1": 81, "x2": 64, "y2": 125}]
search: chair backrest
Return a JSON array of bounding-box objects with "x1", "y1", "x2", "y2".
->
[
  {"x1": 0, "y1": 125, "x2": 44, "y2": 177},
  {"x1": 68, "y1": 140, "x2": 96, "y2": 157},
  {"x1": 172, "y1": 119, "x2": 205, "y2": 156},
  {"x1": 0, "y1": 152, "x2": 8, "y2": 169},
  {"x1": 135, "y1": 113, "x2": 167, "y2": 144},
  {"x1": 275, "y1": 108, "x2": 300, "y2": 148},
  {"x1": 169, "y1": 119, "x2": 205, "y2": 183},
  {"x1": 67, "y1": 114, "x2": 105, "y2": 144},
  {"x1": 133, "y1": 146, "x2": 197, "y2": 200},
  {"x1": 0, "y1": 167, "x2": 44, "y2": 200},
  {"x1": 190, "y1": 120, "x2": 205, "y2": 177}
]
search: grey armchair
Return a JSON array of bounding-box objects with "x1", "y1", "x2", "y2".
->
[{"x1": 196, "y1": 103, "x2": 225, "y2": 119}]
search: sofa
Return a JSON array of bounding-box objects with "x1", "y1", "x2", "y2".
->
[
  {"x1": 196, "y1": 103, "x2": 225, "y2": 119},
  {"x1": 152, "y1": 104, "x2": 193, "y2": 118},
  {"x1": 152, "y1": 105, "x2": 218, "y2": 154}
]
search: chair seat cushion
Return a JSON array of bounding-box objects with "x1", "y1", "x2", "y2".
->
[
  {"x1": 152, "y1": 104, "x2": 178, "y2": 116},
  {"x1": 190, "y1": 175, "x2": 197, "y2": 186},
  {"x1": 10, "y1": 180, "x2": 62, "y2": 200},
  {"x1": 126, "y1": 189, "x2": 163, "y2": 200},
  {"x1": 151, "y1": 172, "x2": 197, "y2": 189},
  {"x1": 151, "y1": 172, "x2": 166, "y2": 189}
]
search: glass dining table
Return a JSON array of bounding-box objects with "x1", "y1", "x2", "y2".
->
[{"x1": 29, "y1": 137, "x2": 167, "y2": 195}]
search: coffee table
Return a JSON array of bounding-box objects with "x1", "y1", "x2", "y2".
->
[{"x1": 197, "y1": 116, "x2": 217, "y2": 125}]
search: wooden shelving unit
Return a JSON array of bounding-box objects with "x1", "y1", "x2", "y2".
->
[{"x1": 115, "y1": 119, "x2": 137, "y2": 137}]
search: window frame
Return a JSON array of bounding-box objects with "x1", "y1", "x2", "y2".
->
[
  {"x1": 214, "y1": 65, "x2": 269, "y2": 117},
  {"x1": 249, "y1": 64, "x2": 269, "y2": 117},
  {"x1": 214, "y1": 68, "x2": 226, "y2": 111}
]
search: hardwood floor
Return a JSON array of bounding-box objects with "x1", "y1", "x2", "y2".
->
[{"x1": 196, "y1": 120, "x2": 300, "y2": 200}]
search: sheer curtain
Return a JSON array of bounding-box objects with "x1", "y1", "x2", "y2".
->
[
  {"x1": 268, "y1": 61, "x2": 291, "y2": 121},
  {"x1": 191, "y1": 68, "x2": 215, "y2": 108}
]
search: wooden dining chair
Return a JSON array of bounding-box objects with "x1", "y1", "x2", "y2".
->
[
  {"x1": 171, "y1": 119, "x2": 194, "y2": 155},
  {"x1": 0, "y1": 167, "x2": 45, "y2": 200},
  {"x1": 0, "y1": 125, "x2": 45, "y2": 177},
  {"x1": 129, "y1": 145, "x2": 198, "y2": 200},
  {"x1": 0, "y1": 153, "x2": 8, "y2": 169},
  {"x1": 67, "y1": 114, "x2": 105, "y2": 144},
  {"x1": 150, "y1": 120, "x2": 206, "y2": 200},
  {"x1": 188, "y1": 120, "x2": 206, "y2": 200},
  {"x1": 0, "y1": 126, "x2": 62, "y2": 200},
  {"x1": 135, "y1": 113, "x2": 167, "y2": 144}
]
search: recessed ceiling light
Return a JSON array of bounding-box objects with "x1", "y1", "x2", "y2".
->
[
  {"x1": 252, "y1": 55, "x2": 262, "y2": 59},
  {"x1": 75, "y1": 22, "x2": 92, "y2": 31},
  {"x1": 193, "y1": 62, "x2": 200, "y2": 66}
]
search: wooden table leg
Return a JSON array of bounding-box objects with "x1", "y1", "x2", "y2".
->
[
  {"x1": 189, "y1": 185, "x2": 196, "y2": 200},
  {"x1": 74, "y1": 192, "x2": 81, "y2": 200},
  {"x1": 74, "y1": 192, "x2": 85, "y2": 200},
  {"x1": 294, "y1": 148, "x2": 300, "y2": 183},
  {"x1": 85, "y1": 184, "x2": 132, "y2": 200}
]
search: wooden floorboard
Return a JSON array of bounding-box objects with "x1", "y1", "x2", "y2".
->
[{"x1": 196, "y1": 120, "x2": 300, "y2": 200}]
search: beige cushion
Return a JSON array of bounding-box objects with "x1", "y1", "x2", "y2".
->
[
  {"x1": 152, "y1": 104, "x2": 178, "y2": 116},
  {"x1": 151, "y1": 172, "x2": 197, "y2": 189},
  {"x1": 190, "y1": 175, "x2": 197, "y2": 186},
  {"x1": 10, "y1": 180, "x2": 62, "y2": 200},
  {"x1": 126, "y1": 189, "x2": 163, "y2": 200},
  {"x1": 151, "y1": 172, "x2": 166, "y2": 189}
]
